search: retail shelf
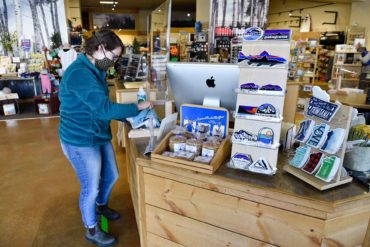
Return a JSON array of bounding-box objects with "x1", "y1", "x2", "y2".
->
[
  {"x1": 231, "y1": 139, "x2": 281, "y2": 150},
  {"x1": 332, "y1": 78, "x2": 359, "y2": 81},
  {"x1": 334, "y1": 64, "x2": 362, "y2": 67},
  {"x1": 233, "y1": 112, "x2": 283, "y2": 123},
  {"x1": 234, "y1": 88, "x2": 285, "y2": 97},
  {"x1": 335, "y1": 51, "x2": 361, "y2": 54}
]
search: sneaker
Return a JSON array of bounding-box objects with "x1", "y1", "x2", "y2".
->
[
  {"x1": 96, "y1": 205, "x2": 121, "y2": 221},
  {"x1": 85, "y1": 226, "x2": 117, "y2": 247}
]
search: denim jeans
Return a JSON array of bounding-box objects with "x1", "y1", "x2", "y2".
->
[{"x1": 60, "y1": 141, "x2": 119, "y2": 228}]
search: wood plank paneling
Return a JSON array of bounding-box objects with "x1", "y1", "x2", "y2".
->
[
  {"x1": 144, "y1": 174, "x2": 325, "y2": 247},
  {"x1": 147, "y1": 232, "x2": 184, "y2": 247},
  {"x1": 146, "y1": 205, "x2": 274, "y2": 247}
]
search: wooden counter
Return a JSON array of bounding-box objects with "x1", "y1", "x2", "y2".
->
[
  {"x1": 330, "y1": 93, "x2": 370, "y2": 110},
  {"x1": 124, "y1": 128, "x2": 370, "y2": 247}
]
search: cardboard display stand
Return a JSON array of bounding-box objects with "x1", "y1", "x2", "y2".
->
[
  {"x1": 284, "y1": 98, "x2": 353, "y2": 190},
  {"x1": 230, "y1": 38, "x2": 290, "y2": 175}
]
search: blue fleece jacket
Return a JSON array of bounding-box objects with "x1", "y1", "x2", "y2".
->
[{"x1": 59, "y1": 54, "x2": 138, "y2": 146}]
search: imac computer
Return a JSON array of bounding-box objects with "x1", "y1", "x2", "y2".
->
[{"x1": 166, "y1": 62, "x2": 240, "y2": 113}]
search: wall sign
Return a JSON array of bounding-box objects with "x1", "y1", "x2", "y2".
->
[{"x1": 21, "y1": 39, "x2": 31, "y2": 52}]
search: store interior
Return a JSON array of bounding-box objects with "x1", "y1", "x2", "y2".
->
[{"x1": 0, "y1": 0, "x2": 370, "y2": 246}]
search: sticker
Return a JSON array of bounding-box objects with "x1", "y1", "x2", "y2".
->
[
  {"x1": 290, "y1": 145, "x2": 311, "y2": 168},
  {"x1": 186, "y1": 145, "x2": 198, "y2": 153},
  {"x1": 238, "y1": 51, "x2": 287, "y2": 67},
  {"x1": 249, "y1": 158, "x2": 276, "y2": 175},
  {"x1": 295, "y1": 119, "x2": 315, "y2": 143},
  {"x1": 175, "y1": 151, "x2": 195, "y2": 160},
  {"x1": 232, "y1": 128, "x2": 274, "y2": 146},
  {"x1": 263, "y1": 29, "x2": 291, "y2": 41},
  {"x1": 202, "y1": 148, "x2": 215, "y2": 158},
  {"x1": 162, "y1": 151, "x2": 176, "y2": 157},
  {"x1": 240, "y1": 83, "x2": 259, "y2": 90},
  {"x1": 194, "y1": 156, "x2": 213, "y2": 164},
  {"x1": 232, "y1": 130, "x2": 258, "y2": 143},
  {"x1": 315, "y1": 156, "x2": 341, "y2": 182},
  {"x1": 257, "y1": 127, "x2": 274, "y2": 145},
  {"x1": 237, "y1": 104, "x2": 279, "y2": 119},
  {"x1": 243, "y1": 27, "x2": 264, "y2": 41},
  {"x1": 239, "y1": 83, "x2": 283, "y2": 92},
  {"x1": 260, "y1": 84, "x2": 283, "y2": 91},
  {"x1": 231, "y1": 153, "x2": 253, "y2": 169},
  {"x1": 302, "y1": 152, "x2": 324, "y2": 174},
  {"x1": 320, "y1": 128, "x2": 346, "y2": 154},
  {"x1": 237, "y1": 105, "x2": 258, "y2": 115},
  {"x1": 307, "y1": 96, "x2": 340, "y2": 122},
  {"x1": 306, "y1": 123, "x2": 330, "y2": 149},
  {"x1": 173, "y1": 143, "x2": 186, "y2": 152},
  {"x1": 256, "y1": 104, "x2": 277, "y2": 117}
]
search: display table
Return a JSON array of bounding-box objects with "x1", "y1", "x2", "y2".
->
[{"x1": 123, "y1": 126, "x2": 370, "y2": 247}]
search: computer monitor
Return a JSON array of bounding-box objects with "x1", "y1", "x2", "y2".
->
[{"x1": 166, "y1": 62, "x2": 240, "y2": 113}]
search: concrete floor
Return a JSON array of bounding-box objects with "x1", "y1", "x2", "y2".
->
[{"x1": 0, "y1": 117, "x2": 140, "y2": 247}]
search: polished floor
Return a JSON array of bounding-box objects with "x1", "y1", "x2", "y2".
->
[{"x1": 0, "y1": 117, "x2": 140, "y2": 246}]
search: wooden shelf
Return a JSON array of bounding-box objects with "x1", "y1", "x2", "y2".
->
[
  {"x1": 334, "y1": 64, "x2": 362, "y2": 67},
  {"x1": 335, "y1": 51, "x2": 361, "y2": 54},
  {"x1": 332, "y1": 78, "x2": 359, "y2": 81}
]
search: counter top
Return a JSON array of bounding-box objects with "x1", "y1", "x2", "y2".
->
[{"x1": 132, "y1": 137, "x2": 369, "y2": 207}]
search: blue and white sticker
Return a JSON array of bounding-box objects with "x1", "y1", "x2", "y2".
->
[
  {"x1": 307, "y1": 96, "x2": 340, "y2": 122},
  {"x1": 243, "y1": 27, "x2": 264, "y2": 41}
]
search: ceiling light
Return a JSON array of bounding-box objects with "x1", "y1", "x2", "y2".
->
[
  {"x1": 112, "y1": 8, "x2": 114, "y2": 10},
  {"x1": 100, "y1": 1, "x2": 114, "y2": 4},
  {"x1": 158, "y1": 9, "x2": 161, "y2": 12},
  {"x1": 289, "y1": 11, "x2": 292, "y2": 16},
  {"x1": 107, "y1": 24, "x2": 109, "y2": 27},
  {"x1": 93, "y1": 25, "x2": 97, "y2": 29},
  {"x1": 187, "y1": 13, "x2": 191, "y2": 17}
]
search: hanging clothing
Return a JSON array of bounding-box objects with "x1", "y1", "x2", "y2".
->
[
  {"x1": 58, "y1": 49, "x2": 78, "y2": 73},
  {"x1": 40, "y1": 73, "x2": 52, "y2": 94}
]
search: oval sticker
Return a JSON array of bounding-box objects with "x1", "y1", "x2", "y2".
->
[{"x1": 243, "y1": 27, "x2": 264, "y2": 41}]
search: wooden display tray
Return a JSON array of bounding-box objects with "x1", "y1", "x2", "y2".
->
[{"x1": 151, "y1": 132, "x2": 231, "y2": 174}]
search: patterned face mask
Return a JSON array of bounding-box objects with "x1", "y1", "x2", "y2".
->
[
  {"x1": 92, "y1": 32, "x2": 117, "y2": 71},
  {"x1": 95, "y1": 56, "x2": 115, "y2": 71}
]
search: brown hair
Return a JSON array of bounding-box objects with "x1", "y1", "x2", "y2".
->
[{"x1": 84, "y1": 29, "x2": 124, "y2": 55}]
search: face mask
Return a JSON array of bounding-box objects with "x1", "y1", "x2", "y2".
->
[{"x1": 95, "y1": 56, "x2": 115, "y2": 71}]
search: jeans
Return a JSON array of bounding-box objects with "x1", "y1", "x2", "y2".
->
[{"x1": 60, "y1": 141, "x2": 119, "y2": 228}]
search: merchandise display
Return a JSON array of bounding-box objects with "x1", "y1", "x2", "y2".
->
[
  {"x1": 229, "y1": 30, "x2": 291, "y2": 175},
  {"x1": 288, "y1": 40, "x2": 318, "y2": 83},
  {"x1": 285, "y1": 86, "x2": 353, "y2": 190}
]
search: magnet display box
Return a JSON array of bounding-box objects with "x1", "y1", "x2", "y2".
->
[{"x1": 151, "y1": 132, "x2": 231, "y2": 174}]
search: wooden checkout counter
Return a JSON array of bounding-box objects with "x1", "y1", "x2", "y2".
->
[
  {"x1": 115, "y1": 80, "x2": 370, "y2": 246},
  {"x1": 123, "y1": 125, "x2": 370, "y2": 247}
]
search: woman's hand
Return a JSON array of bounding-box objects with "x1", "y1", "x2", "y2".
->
[{"x1": 138, "y1": 101, "x2": 153, "y2": 111}]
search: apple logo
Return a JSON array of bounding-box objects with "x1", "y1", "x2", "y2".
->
[{"x1": 206, "y1": 76, "x2": 216, "y2": 88}]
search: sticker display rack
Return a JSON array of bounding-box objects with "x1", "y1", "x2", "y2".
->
[
  {"x1": 284, "y1": 98, "x2": 353, "y2": 190},
  {"x1": 230, "y1": 39, "x2": 290, "y2": 175}
]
